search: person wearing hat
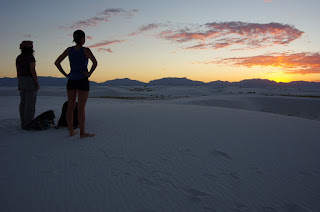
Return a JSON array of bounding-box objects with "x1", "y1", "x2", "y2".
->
[
  {"x1": 55, "y1": 30, "x2": 97, "y2": 138},
  {"x1": 16, "y1": 40, "x2": 40, "y2": 130}
]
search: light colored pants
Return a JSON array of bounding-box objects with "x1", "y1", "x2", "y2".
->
[{"x1": 18, "y1": 76, "x2": 37, "y2": 129}]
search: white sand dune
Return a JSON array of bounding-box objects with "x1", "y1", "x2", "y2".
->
[
  {"x1": 0, "y1": 87, "x2": 319, "y2": 212},
  {"x1": 175, "y1": 94, "x2": 320, "y2": 121}
]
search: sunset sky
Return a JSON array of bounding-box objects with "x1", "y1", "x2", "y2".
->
[{"x1": 1, "y1": 0, "x2": 320, "y2": 83}]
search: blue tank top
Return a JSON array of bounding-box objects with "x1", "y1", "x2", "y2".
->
[{"x1": 68, "y1": 47, "x2": 88, "y2": 80}]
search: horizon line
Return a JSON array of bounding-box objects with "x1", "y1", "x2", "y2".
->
[{"x1": 1, "y1": 76, "x2": 320, "y2": 84}]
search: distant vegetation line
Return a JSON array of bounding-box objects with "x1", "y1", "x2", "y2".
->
[{"x1": 1, "y1": 76, "x2": 320, "y2": 88}]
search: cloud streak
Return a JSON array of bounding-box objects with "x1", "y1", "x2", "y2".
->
[
  {"x1": 129, "y1": 23, "x2": 160, "y2": 36},
  {"x1": 88, "y1": 40, "x2": 125, "y2": 48},
  {"x1": 157, "y1": 21, "x2": 303, "y2": 50},
  {"x1": 203, "y1": 52, "x2": 320, "y2": 75},
  {"x1": 59, "y1": 8, "x2": 139, "y2": 30},
  {"x1": 97, "y1": 48, "x2": 113, "y2": 53}
]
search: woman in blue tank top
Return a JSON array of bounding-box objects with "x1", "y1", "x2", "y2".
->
[{"x1": 55, "y1": 30, "x2": 98, "y2": 138}]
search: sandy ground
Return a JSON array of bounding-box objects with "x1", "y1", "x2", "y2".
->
[{"x1": 0, "y1": 86, "x2": 319, "y2": 212}]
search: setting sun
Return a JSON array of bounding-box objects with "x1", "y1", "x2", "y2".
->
[{"x1": 266, "y1": 72, "x2": 294, "y2": 83}]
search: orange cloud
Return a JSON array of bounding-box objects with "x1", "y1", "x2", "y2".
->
[{"x1": 207, "y1": 52, "x2": 320, "y2": 75}]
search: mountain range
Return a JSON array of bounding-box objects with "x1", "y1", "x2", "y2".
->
[{"x1": 1, "y1": 77, "x2": 320, "y2": 88}]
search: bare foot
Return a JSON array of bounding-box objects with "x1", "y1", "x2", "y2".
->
[
  {"x1": 69, "y1": 131, "x2": 78, "y2": 136},
  {"x1": 80, "y1": 133, "x2": 95, "y2": 138}
]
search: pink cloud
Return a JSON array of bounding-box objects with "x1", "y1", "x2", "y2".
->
[
  {"x1": 86, "y1": 36, "x2": 93, "y2": 40},
  {"x1": 88, "y1": 40, "x2": 125, "y2": 48},
  {"x1": 264, "y1": 0, "x2": 272, "y2": 2},
  {"x1": 158, "y1": 21, "x2": 303, "y2": 50},
  {"x1": 207, "y1": 22, "x2": 302, "y2": 44},
  {"x1": 59, "y1": 8, "x2": 139, "y2": 30},
  {"x1": 185, "y1": 42, "x2": 232, "y2": 50},
  {"x1": 213, "y1": 42, "x2": 232, "y2": 49},
  {"x1": 203, "y1": 52, "x2": 320, "y2": 75},
  {"x1": 97, "y1": 48, "x2": 113, "y2": 53},
  {"x1": 159, "y1": 29, "x2": 219, "y2": 43},
  {"x1": 185, "y1": 43, "x2": 208, "y2": 50},
  {"x1": 98, "y1": 8, "x2": 139, "y2": 18},
  {"x1": 129, "y1": 23, "x2": 160, "y2": 36}
]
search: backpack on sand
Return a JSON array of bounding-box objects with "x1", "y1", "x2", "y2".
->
[
  {"x1": 56, "y1": 101, "x2": 79, "y2": 129},
  {"x1": 28, "y1": 110, "x2": 55, "y2": 130}
]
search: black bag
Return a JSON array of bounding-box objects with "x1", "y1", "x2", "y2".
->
[
  {"x1": 56, "y1": 101, "x2": 79, "y2": 129},
  {"x1": 28, "y1": 110, "x2": 55, "y2": 130}
]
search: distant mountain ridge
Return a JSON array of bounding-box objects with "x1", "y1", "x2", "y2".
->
[
  {"x1": 149, "y1": 77, "x2": 205, "y2": 86},
  {"x1": 1, "y1": 77, "x2": 320, "y2": 88},
  {"x1": 100, "y1": 78, "x2": 146, "y2": 86}
]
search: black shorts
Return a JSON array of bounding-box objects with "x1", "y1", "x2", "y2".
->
[{"x1": 67, "y1": 78, "x2": 89, "y2": 91}]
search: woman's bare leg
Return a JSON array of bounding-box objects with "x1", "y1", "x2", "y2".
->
[
  {"x1": 78, "y1": 90, "x2": 94, "y2": 138},
  {"x1": 67, "y1": 90, "x2": 77, "y2": 136}
]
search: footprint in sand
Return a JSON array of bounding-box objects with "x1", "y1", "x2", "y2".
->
[
  {"x1": 212, "y1": 150, "x2": 232, "y2": 160},
  {"x1": 138, "y1": 173, "x2": 177, "y2": 192},
  {"x1": 249, "y1": 167, "x2": 264, "y2": 175},
  {"x1": 202, "y1": 173, "x2": 218, "y2": 180},
  {"x1": 0, "y1": 119, "x2": 21, "y2": 133},
  {"x1": 151, "y1": 170, "x2": 173, "y2": 177},
  {"x1": 263, "y1": 204, "x2": 312, "y2": 212},
  {"x1": 229, "y1": 172, "x2": 240, "y2": 180},
  {"x1": 32, "y1": 154, "x2": 49, "y2": 160},
  {"x1": 298, "y1": 170, "x2": 318, "y2": 177},
  {"x1": 182, "y1": 187, "x2": 211, "y2": 197},
  {"x1": 139, "y1": 177, "x2": 164, "y2": 190},
  {"x1": 278, "y1": 203, "x2": 311, "y2": 212},
  {"x1": 202, "y1": 207, "x2": 217, "y2": 212},
  {"x1": 111, "y1": 168, "x2": 131, "y2": 177},
  {"x1": 129, "y1": 160, "x2": 146, "y2": 170},
  {"x1": 262, "y1": 206, "x2": 276, "y2": 211},
  {"x1": 179, "y1": 148, "x2": 200, "y2": 158},
  {"x1": 233, "y1": 201, "x2": 248, "y2": 211}
]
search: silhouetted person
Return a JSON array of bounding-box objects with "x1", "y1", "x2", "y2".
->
[
  {"x1": 16, "y1": 41, "x2": 40, "y2": 130},
  {"x1": 55, "y1": 30, "x2": 97, "y2": 138}
]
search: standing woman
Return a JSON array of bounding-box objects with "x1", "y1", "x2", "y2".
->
[
  {"x1": 55, "y1": 30, "x2": 97, "y2": 138},
  {"x1": 16, "y1": 41, "x2": 40, "y2": 130}
]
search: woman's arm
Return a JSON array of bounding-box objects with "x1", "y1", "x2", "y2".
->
[
  {"x1": 54, "y1": 49, "x2": 69, "y2": 77},
  {"x1": 83, "y1": 48, "x2": 98, "y2": 77},
  {"x1": 30, "y1": 62, "x2": 40, "y2": 91}
]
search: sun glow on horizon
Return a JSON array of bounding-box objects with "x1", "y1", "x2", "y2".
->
[{"x1": 266, "y1": 73, "x2": 293, "y2": 83}]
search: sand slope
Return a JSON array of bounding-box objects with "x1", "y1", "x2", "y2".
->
[{"x1": 0, "y1": 96, "x2": 319, "y2": 212}]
